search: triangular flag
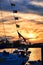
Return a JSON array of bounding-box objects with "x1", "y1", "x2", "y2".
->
[
  {"x1": 13, "y1": 10, "x2": 18, "y2": 13},
  {"x1": 11, "y1": 3, "x2": 15, "y2": 6},
  {"x1": 17, "y1": 31, "x2": 26, "y2": 42},
  {"x1": 15, "y1": 17, "x2": 19, "y2": 20},
  {"x1": 16, "y1": 24, "x2": 20, "y2": 28}
]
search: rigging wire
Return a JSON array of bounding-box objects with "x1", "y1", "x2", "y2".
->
[
  {"x1": 8, "y1": 0, "x2": 19, "y2": 26},
  {"x1": 8, "y1": 0, "x2": 30, "y2": 45},
  {"x1": 8, "y1": 0, "x2": 20, "y2": 36},
  {"x1": 8, "y1": 0, "x2": 27, "y2": 44}
]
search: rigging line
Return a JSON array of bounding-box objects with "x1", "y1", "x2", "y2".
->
[
  {"x1": 8, "y1": 0, "x2": 31, "y2": 47},
  {"x1": 0, "y1": 2, "x2": 6, "y2": 39},
  {"x1": 8, "y1": 0, "x2": 25, "y2": 43},
  {"x1": 8, "y1": 0, "x2": 27, "y2": 42},
  {"x1": 9, "y1": 0, "x2": 20, "y2": 33},
  {"x1": 8, "y1": 0, "x2": 18, "y2": 25}
]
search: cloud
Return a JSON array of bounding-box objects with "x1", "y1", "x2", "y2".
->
[
  {"x1": 14, "y1": 0, "x2": 43, "y2": 15},
  {"x1": 29, "y1": 1, "x2": 43, "y2": 7},
  {"x1": 0, "y1": 0, "x2": 43, "y2": 15},
  {"x1": 37, "y1": 22, "x2": 43, "y2": 24},
  {"x1": 0, "y1": 0, "x2": 12, "y2": 11},
  {"x1": 0, "y1": 11, "x2": 43, "y2": 43},
  {"x1": 0, "y1": 16, "x2": 14, "y2": 22}
]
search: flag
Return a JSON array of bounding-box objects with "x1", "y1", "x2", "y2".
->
[
  {"x1": 11, "y1": 3, "x2": 15, "y2": 6},
  {"x1": 17, "y1": 31, "x2": 26, "y2": 42},
  {"x1": 13, "y1": 10, "x2": 18, "y2": 13},
  {"x1": 16, "y1": 24, "x2": 20, "y2": 28},
  {"x1": 15, "y1": 17, "x2": 18, "y2": 20}
]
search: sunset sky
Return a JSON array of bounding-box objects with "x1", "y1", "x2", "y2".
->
[
  {"x1": 0, "y1": 0, "x2": 43, "y2": 61},
  {"x1": 0, "y1": 0, "x2": 43, "y2": 43}
]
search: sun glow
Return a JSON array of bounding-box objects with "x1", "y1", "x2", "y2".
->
[{"x1": 28, "y1": 32, "x2": 37, "y2": 39}]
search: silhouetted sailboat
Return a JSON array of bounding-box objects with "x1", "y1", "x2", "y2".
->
[{"x1": 0, "y1": 1, "x2": 31, "y2": 65}]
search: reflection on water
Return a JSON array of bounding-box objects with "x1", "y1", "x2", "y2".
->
[
  {"x1": 29, "y1": 48, "x2": 41, "y2": 61},
  {"x1": 0, "y1": 48, "x2": 41, "y2": 61}
]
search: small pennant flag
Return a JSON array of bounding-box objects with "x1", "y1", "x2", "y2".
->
[
  {"x1": 13, "y1": 10, "x2": 18, "y2": 13},
  {"x1": 16, "y1": 24, "x2": 20, "y2": 28},
  {"x1": 15, "y1": 17, "x2": 19, "y2": 20},
  {"x1": 11, "y1": 3, "x2": 15, "y2": 6}
]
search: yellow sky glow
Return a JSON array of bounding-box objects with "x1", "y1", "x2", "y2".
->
[{"x1": 0, "y1": 11, "x2": 43, "y2": 43}]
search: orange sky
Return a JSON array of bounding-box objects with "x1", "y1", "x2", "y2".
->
[{"x1": 0, "y1": 11, "x2": 43, "y2": 43}]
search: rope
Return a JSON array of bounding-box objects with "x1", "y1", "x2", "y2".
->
[{"x1": 8, "y1": 0, "x2": 20, "y2": 38}]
